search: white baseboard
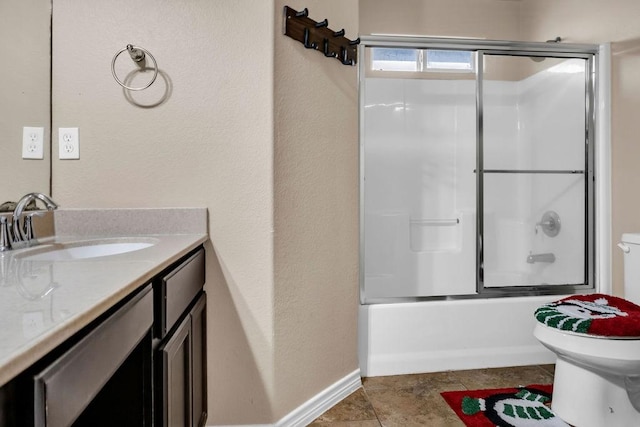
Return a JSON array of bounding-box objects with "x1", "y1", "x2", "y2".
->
[
  {"x1": 276, "y1": 369, "x2": 362, "y2": 427},
  {"x1": 208, "y1": 369, "x2": 362, "y2": 427}
]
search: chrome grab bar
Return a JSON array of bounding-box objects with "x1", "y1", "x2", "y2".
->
[
  {"x1": 410, "y1": 218, "x2": 460, "y2": 226},
  {"x1": 527, "y1": 253, "x2": 556, "y2": 264}
]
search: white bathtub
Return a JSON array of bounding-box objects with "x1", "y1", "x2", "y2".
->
[{"x1": 358, "y1": 295, "x2": 559, "y2": 377}]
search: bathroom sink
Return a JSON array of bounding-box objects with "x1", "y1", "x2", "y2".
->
[{"x1": 18, "y1": 239, "x2": 157, "y2": 261}]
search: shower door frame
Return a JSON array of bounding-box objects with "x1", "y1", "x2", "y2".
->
[
  {"x1": 476, "y1": 48, "x2": 597, "y2": 296},
  {"x1": 359, "y1": 36, "x2": 602, "y2": 304}
]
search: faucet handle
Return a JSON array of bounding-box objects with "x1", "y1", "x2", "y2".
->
[
  {"x1": 0, "y1": 217, "x2": 12, "y2": 251},
  {"x1": 23, "y1": 212, "x2": 45, "y2": 243}
]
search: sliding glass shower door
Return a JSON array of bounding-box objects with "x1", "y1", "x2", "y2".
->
[
  {"x1": 360, "y1": 37, "x2": 598, "y2": 303},
  {"x1": 479, "y1": 53, "x2": 594, "y2": 292}
]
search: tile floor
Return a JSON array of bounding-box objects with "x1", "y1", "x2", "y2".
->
[{"x1": 310, "y1": 365, "x2": 555, "y2": 426}]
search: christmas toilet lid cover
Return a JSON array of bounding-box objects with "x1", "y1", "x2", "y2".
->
[{"x1": 535, "y1": 293, "x2": 640, "y2": 337}]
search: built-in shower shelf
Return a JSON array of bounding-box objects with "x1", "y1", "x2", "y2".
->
[{"x1": 475, "y1": 169, "x2": 585, "y2": 174}]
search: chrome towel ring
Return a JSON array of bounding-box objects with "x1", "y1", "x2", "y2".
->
[{"x1": 111, "y1": 44, "x2": 158, "y2": 91}]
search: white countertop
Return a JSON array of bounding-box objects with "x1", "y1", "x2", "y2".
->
[{"x1": 0, "y1": 208, "x2": 208, "y2": 387}]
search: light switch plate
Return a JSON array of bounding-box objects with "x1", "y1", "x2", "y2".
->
[
  {"x1": 22, "y1": 127, "x2": 44, "y2": 159},
  {"x1": 59, "y1": 127, "x2": 79, "y2": 159}
]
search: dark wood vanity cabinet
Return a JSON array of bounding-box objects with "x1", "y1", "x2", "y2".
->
[
  {"x1": 154, "y1": 248, "x2": 207, "y2": 427},
  {"x1": 0, "y1": 284, "x2": 155, "y2": 427},
  {"x1": 0, "y1": 245, "x2": 207, "y2": 427},
  {"x1": 157, "y1": 294, "x2": 206, "y2": 427}
]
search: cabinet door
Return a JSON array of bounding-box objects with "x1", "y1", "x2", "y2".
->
[
  {"x1": 34, "y1": 285, "x2": 153, "y2": 427},
  {"x1": 159, "y1": 315, "x2": 192, "y2": 427},
  {"x1": 191, "y1": 294, "x2": 207, "y2": 427}
]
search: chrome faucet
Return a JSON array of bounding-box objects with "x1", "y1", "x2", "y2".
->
[
  {"x1": 527, "y1": 252, "x2": 556, "y2": 264},
  {"x1": 11, "y1": 193, "x2": 58, "y2": 249}
]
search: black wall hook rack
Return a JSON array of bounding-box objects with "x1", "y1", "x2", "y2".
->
[{"x1": 283, "y1": 6, "x2": 359, "y2": 66}]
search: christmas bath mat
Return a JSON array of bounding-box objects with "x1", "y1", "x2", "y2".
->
[
  {"x1": 441, "y1": 384, "x2": 568, "y2": 427},
  {"x1": 535, "y1": 293, "x2": 640, "y2": 337}
]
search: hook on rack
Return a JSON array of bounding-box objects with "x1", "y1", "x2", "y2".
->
[
  {"x1": 111, "y1": 44, "x2": 158, "y2": 91},
  {"x1": 323, "y1": 39, "x2": 337, "y2": 58},
  {"x1": 303, "y1": 28, "x2": 317, "y2": 49},
  {"x1": 283, "y1": 6, "x2": 359, "y2": 66},
  {"x1": 340, "y1": 47, "x2": 353, "y2": 66}
]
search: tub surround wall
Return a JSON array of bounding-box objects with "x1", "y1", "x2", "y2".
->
[
  {"x1": 483, "y1": 62, "x2": 587, "y2": 287},
  {"x1": 363, "y1": 62, "x2": 588, "y2": 299},
  {"x1": 363, "y1": 77, "x2": 476, "y2": 298},
  {"x1": 360, "y1": 61, "x2": 588, "y2": 377}
]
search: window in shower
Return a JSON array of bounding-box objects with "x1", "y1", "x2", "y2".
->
[
  {"x1": 360, "y1": 38, "x2": 598, "y2": 303},
  {"x1": 425, "y1": 50, "x2": 474, "y2": 71},
  {"x1": 371, "y1": 48, "x2": 419, "y2": 71},
  {"x1": 370, "y1": 47, "x2": 474, "y2": 73}
]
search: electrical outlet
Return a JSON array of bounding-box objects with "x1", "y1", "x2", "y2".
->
[
  {"x1": 22, "y1": 127, "x2": 44, "y2": 159},
  {"x1": 58, "y1": 127, "x2": 80, "y2": 159}
]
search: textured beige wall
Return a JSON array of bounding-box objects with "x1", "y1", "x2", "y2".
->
[
  {"x1": 52, "y1": 0, "x2": 359, "y2": 424},
  {"x1": 519, "y1": 0, "x2": 640, "y2": 296},
  {"x1": 273, "y1": 0, "x2": 359, "y2": 420},
  {"x1": 359, "y1": 0, "x2": 522, "y2": 39},
  {"x1": 52, "y1": 0, "x2": 276, "y2": 423},
  {"x1": 0, "y1": 0, "x2": 51, "y2": 203}
]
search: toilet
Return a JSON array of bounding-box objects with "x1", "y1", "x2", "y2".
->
[{"x1": 534, "y1": 233, "x2": 640, "y2": 427}]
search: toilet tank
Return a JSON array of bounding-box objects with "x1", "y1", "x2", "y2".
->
[{"x1": 621, "y1": 233, "x2": 640, "y2": 303}]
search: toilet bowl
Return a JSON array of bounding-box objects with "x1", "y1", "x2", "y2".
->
[
  {"x1": 534, "y1": 323, "x2": 640, "y2": 427},
  {"x1": 533, "y1": 233, "x2": 640, "y2": 427}
]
